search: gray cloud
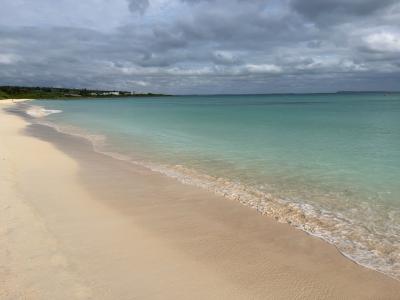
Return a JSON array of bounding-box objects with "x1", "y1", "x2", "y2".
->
[
  {"x1": 127, "y1": 0, "x2": 150, "y2": 14},
  {"x1": 0, "y1": 0, "x2": 399, "y2": 94},
  {"x1": 291, "y1": 0, "x2": 398, "y2": 25}
]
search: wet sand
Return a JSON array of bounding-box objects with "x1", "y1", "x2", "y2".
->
[{"x1": 1, "y1": 103, "x2": 400, "y2": 299}]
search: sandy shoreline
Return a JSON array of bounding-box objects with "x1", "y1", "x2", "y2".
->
[
  {"x1": 1, "y1": 103, "x2": 400, "y2": 299},
  {"x1": 0, "y1": 98, "x2": 33, "y2": 104}
]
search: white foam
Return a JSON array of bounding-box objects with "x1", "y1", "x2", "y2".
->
[
  {"x1": 26, "y1": 106, "x2": 62, "y2": 118},
  {"x1": 134, "y1": 162, "x2": 400, "y2": 280}
]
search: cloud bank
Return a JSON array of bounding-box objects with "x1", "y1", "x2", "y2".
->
[{"x1": 0, "y1": 0, "x2": 399, "y2": 94}]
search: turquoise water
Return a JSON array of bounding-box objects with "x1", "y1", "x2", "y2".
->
[{"x1": 32, "y1": 93, "x2": 400, "y2": 278}]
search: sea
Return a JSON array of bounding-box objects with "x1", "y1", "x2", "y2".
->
[{"x1": 26, "y1": 93, "x2": 400, "y2": 279}]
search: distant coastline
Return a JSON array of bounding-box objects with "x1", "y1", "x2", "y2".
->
[
  {"x1": 0, "y1": 85, "x2": 168, "y2": 100},
  {"x1": 2, "y1": 86, "x2": 400, "y2": 101},
  {"x1": 184, "y1": 91, "x2": 400, "y2": 97}
]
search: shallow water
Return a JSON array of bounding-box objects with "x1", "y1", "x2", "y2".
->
[{"x1": 31, "y1": 93, "x2": 400, "y2": 279}]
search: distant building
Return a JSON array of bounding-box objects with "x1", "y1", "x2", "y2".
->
[{"x1": 100, "y1": 91, "x2": 120, "y2": 96}]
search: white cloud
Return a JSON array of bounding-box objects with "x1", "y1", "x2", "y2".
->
[
  {"x1": 130, "y1": 80, "x2": 149, "y2": 86},
  {"x1": 364, "y1": 32, "x2": 400, "y2": 52},
  {"x1": 0, "y1": 53, "x2": 19, "y2": 64},
  {"x1": 115, "y1": 62, "x2": 284, "y2": 77},
  {"x1": 243, "y1": 64, "x2": 282, "y2": 74}
]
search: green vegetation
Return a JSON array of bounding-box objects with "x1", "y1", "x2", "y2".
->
[
  {"x1": 0, "y1": 86, "x2": 166, "y2": 100},
  {"x1": 0, "y1": 90, "x2": 9, "y2": 99}
]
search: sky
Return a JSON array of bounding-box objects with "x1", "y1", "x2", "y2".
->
[{"x1": 0, "y1": 0, "x2": 399, "y2": 94}]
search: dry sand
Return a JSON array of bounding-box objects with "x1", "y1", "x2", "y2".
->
[
  {"x1": 1, "y1": 103, "x2": 400, "y2": 299},
  {"x1": 0, "y1": 99, "x2": 32, "y2": 104}
]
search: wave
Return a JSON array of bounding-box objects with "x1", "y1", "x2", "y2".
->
[
  {"x1": 23, "y1": 103, "x2": 400, "y2": 281},
  {"x1": 26, "y1": 105, "x2": 62, "y2": 118}
]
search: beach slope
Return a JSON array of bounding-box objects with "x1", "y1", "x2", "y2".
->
[{"x1": 1, "y1": 103, "x2": 400, "y2": 299}]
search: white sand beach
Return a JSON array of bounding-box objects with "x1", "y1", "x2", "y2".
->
[{"x1": 1, "y1": 102, "x2": 400, "y2": 299}]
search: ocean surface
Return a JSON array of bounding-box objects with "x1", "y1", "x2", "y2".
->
[{"x1": 28, "y1": 93, "x2": 400, "y2": 279}]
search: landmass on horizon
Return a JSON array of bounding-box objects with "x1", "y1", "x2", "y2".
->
[
  {"x1": 1, "y1": 85, "x2": 400, "y2": 100},
  {"x1": 0, "y1": 86, "x2": 167, "y2": 100}
]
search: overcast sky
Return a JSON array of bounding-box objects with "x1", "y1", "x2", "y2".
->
[{"x1": 0, "y1": 0, "x2": 399, "y2": 94}]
